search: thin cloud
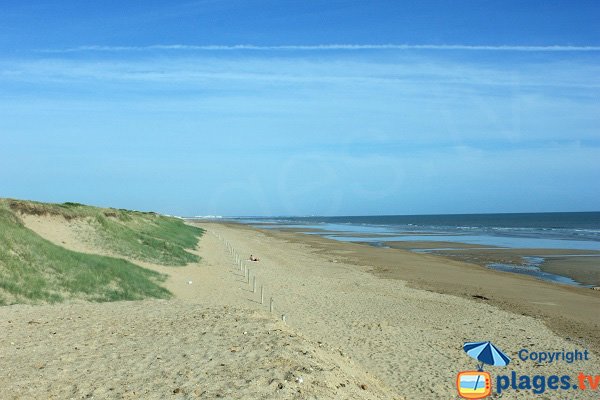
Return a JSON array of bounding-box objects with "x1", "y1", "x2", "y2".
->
[
  {"x1": 3, "y1": 56, "x2": 600, "y2": 93},
  {"x1": 39, "y1": 43, "x2": 600, "y2": 53}
]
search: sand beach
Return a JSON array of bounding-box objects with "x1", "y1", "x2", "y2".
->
[{"x1": 2, "y1": 216, "x2": 599, "y2": 399}]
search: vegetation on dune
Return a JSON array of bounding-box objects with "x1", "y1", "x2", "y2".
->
[
  {"x1": 0, "y1": 199, "x2": 204, "y2": 305},
  {"x1": 5, "y1": 199, "x2": 204, "y2": 266},
  {"x1": 0, "y1": 203, "x2": 171, "y2": 305}
]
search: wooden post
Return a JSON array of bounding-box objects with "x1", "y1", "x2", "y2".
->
[
  {"x1": 253, "y1": 276, "x2": 256, "y2": 293},
  {"x1": 247, "y1": 269, "x2": 250, "y2": 284},
  {"x1": 260, "y1": 285, "x2": 264, "y2": 304},
  {"x1": 269, "y1": 297, "x2": 274, "y2": 313}
]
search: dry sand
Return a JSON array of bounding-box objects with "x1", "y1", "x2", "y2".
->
[
  {"x1": 0, "y1": 301, "x2": 393, "y2": 399},
  {"x1": 3, "y1": 216, "x2": 395, "y2": 399},
  {"x1": 2, "y1": 216, "x2": 600, "y2": 399}
]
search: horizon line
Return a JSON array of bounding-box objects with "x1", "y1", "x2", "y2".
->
[{"x1": 185, "y1": 210, "x2": 600, "y2": 219}]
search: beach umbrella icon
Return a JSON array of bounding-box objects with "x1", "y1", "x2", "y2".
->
[
  {"x1": 463, "y1": 341, "x2": 511, "y2": 370},
  {"x1": 461, "y1": 342, "x2": 510, "y2": 396}
]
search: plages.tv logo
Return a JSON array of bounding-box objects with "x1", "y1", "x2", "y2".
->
[{"x1": 457, "y1": 341, "x2": 510, "y2": 399}]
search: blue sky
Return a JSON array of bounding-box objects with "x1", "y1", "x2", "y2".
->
[{"x1": 1, "y1": 1, "x2": 599, "y2": 216}]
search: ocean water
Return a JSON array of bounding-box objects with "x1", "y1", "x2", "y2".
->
[
  {"x1": 236, "y1": 212, "x2": 600, "y2": 286},
  {"x1": 237, "y1": 212, "x2": 600, "y2": 250}
]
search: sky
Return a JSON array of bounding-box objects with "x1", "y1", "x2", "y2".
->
[{"x1": 1, "y1": 1, "x2": 599, "y2": 216}]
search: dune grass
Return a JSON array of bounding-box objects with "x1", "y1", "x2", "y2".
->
[
  {"x1": 0, "y1": 204, "x2": 171, "y2": 305},
  {"x1": 0, "y1": 199, "x2": 204, "y2": 305},
  {"x1": 5, "y1": 199, "x2": 204, "y2": 266}
]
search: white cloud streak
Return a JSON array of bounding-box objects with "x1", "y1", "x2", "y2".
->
[
  {"x1": 39, "y1": 43, "x2": 600, "y2": 53},
  {"x1": 3, "y1": 46, "x2": 598, "y2": 148},
  {"x1": 4, "y1": 56, "x2": 600, "y2": 91}
]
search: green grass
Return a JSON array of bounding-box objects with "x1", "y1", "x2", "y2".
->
[
  {"x1": 0, "y1": 204, "x2": 171, "y2": 305},
  {"x1": 0, "y1": 199, "x2": 204, "y2": 306},
  {"x1": 5, "y1": 198, "x2": 204, "y2": 266},
  {"x1": 93, "y1": 213, "x2": 202, "y2": 265}
]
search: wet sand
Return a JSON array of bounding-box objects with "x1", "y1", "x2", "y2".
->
[
  {"x1": 543, "y1": 256, "x2": 600, "y2": 287},
  {"x1": 379, "y1": 240, "x2": 494, "y2": 250},
  {"x1": 382, "y1": 240, "x2": 600, "y2": 287}
]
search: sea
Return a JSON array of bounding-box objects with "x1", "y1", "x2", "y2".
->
[{"x1": 231, "y1": 212, "x2": 600, "y2": 286}]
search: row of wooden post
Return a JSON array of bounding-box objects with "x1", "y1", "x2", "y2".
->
[{"x1": 213, "y1": 231, "x2": 280, "y2": 320}]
